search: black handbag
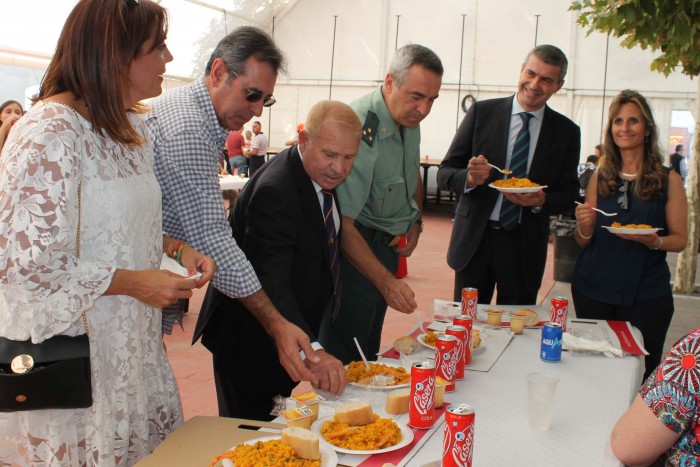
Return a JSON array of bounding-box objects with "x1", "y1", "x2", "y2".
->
[
  {"x1": 0, "y1": 333, "x2": 92, "y2": 411},
  {"x1": 0, "y1": 182, "x2": 92, "y2": 412}
]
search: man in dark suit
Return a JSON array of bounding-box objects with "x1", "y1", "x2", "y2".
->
[
  {"x1": 197, "y1": 101, "x2": 361, "y2": 420},
  {"x1": 437, "y1": 45, "x2": 580, "y2": 305}
]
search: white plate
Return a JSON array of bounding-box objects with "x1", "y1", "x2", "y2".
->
[
  {"x1": 489, "y1": 183, "x2": 547, "y2": 193},
  {"x1": 417, "y1": 333, "x2": 485, "y2": 355},
  {"x1": 221, "y1": 435, "x2": 338, "y2": 467},
  {"x1": 346, "y1": 362, "x2": 410, "y2": 389},
  {"x1": 311, "y1": 416, "x2": 414, "y2": 455},
  {"x1": 602, "y1": 226, "x2": 662, "y2": 235}
]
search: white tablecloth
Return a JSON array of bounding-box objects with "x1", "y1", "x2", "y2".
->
[
  {"x1": 219, "y1": 175, "x2": 249, "y2": 191},
  {"x1": 399, "y1": 319, "x2": 644, "y2": 466}
]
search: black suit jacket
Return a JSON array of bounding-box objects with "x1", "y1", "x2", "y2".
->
[
  {"x1": 437, "y1": 96, "x2": 580, "y2": 292},
  {"x1": 194, "y1": 146, "x2": 337, "y2": 392}
]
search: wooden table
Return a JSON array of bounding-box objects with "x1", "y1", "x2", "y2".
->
[{"x1": 420, "y1": 158, "x2": 453, "y2": 205}]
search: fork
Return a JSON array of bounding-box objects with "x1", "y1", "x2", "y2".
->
[
  {"x1": 488, "y1": 163, "x2": 512, "y2": 175},
  {"x1": 575, "y1": 201, "x2": 617, "y2": 217}
]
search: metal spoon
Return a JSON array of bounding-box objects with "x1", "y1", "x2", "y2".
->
[
  {"x1": 488, "y1": 163, "x2": 512, "y2": 175},
  {"x1": 575, "y1": 201, "x2": 617, "y2": 217}
]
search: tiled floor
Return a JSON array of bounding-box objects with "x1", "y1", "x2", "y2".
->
[{"x1": 164, "y1": 203, "x2": 697, "y2": 420}]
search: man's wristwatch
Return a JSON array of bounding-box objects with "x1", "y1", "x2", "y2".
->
[
  {"x1": 531, "y1": 205, "x2": 543, "y2": 214},
  {"x1": 415, "y1": 218, "x2": 424, "y2": 233}
]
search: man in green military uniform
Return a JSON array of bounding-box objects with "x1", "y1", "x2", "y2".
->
[{"x1": 319, "y1": 44, "x2": 443, "y2": 363}]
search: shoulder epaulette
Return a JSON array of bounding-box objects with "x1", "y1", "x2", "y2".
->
[{"x1": 361, "y1": 110, "x2": 379, "y2": 147}]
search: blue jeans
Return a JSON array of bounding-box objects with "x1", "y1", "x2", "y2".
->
[{"x1": 229, "y1": 155, "x2": 248, "y2": 175}]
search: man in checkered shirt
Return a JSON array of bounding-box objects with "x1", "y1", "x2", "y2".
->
[{"x1": 147, "y1": 26, "x2": 323, "y2": 416}]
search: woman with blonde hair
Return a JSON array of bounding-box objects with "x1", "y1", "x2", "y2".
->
[
  {"x1": 572, "y1": 90, "x2": 687, "y2": 379},
  {"x1": 0, "y1": 0, "x2": 215, "y2": 464}
]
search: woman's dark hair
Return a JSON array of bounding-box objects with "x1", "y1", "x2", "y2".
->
[
  {"x1": 0, "y1": 100, "x2": 24, "y2": 116},
  {"x1": 599, "y1": 90, "x2": 667, "y2": 200},
  {"x1": 38, "y1": 0, "x2": 168, "y2": 145}
]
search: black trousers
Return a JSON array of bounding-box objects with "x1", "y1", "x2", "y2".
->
[
  {"x1": 453, "y1": 224, "x2": 539, "y2": 305},
  {"x1": 572, "y1": 288, "x2": 674, "y2": 380}
]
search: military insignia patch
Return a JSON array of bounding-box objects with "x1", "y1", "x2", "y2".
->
[{"x1": 362, "y1": 110, "x2": 379, "y2": 147}]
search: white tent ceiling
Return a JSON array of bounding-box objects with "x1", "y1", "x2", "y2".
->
[{"x1": 0, "y1": 0, "x2": 696, "y2": 165}]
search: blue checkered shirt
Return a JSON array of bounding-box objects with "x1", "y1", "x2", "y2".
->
[{"x1": 147, "y1": 79, "x2": 261, "y2": 332}]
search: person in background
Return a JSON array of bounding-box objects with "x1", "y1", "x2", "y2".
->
[
  {"x1": 595, "y1": 143, "x2": 603, "y2": 159},
  {"x1": 0, "y1": 0, "x2": 215, "y2": 464},
  {"x1": 226, "y1": 128, "x2": 247, "y2": 175},
  {"x1": 610, "y1": 326, "x2": 700, "y2": 466},
  {"x1": 245, "y1": 120, "x2": 269, "y2": 176},
  {"x1": 437, "y1": 44, "x2": 580, "y2": 306},
  {"x1": 573, "y1": 90, "x2": 687, "y2": 379},
  {"x1": 199, "y1": 101, "x2": 360, "y2": 419},
  {"x1": 0, "y1": 100, "x2": 24, "y2": 150},
  {"x1": 284, "y1": 122, "x2": 304, "y2": 146},
  {"x1": 669, "y1": 144, "x2": 685, "y2": 183},
  {"x1": 319, "y1": 44, "x2": 443, "y2": 364},
  {"x1": 578, "y1": 154, "x2": 599, "y2": 199},
  {"x1": 146, "y1": 26, "x2": 323, "y2": 415}
]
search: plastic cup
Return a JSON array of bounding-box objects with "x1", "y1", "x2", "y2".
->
[
  {"x1": 486, "y1": 310, "x2": 504, "y2": 327},
  {"x1": 509, "y1": 316, "x2": 526, "y2": 334},
  {"x1": 434, "y1": 379, "x2": 448, "y2": 408},
  {"x1": 527, "y1": 373, "x2": 559, "y2": 431}
]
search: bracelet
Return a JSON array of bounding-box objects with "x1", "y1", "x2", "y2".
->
[
  {"x1": 576, "y1": 227, "x2": 592, "y2": 240},
  {"x1": 168, "y1": 241, "x2": 183, "y2": 259},
  {"x1": 650, "y1": 235, "x2": 663, "y2": 251},
  {"x1": 175, "y1": 243, "x2": 190, "y2": 264}
]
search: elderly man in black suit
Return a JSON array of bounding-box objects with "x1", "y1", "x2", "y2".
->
[
  {"x1": 437, "y1": 45, "x2": 581, "y2": 305},
  {"x1": 197, "y1": 101, "x2": 362, "y2": 420}
]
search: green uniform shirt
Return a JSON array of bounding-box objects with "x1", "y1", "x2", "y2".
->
[{"x1": 336, "y1": 87, "x2": 421, "y2": 236}]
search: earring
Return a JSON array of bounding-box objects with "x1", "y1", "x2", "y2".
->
[{"x1": 645, "y1": 135, "x2": 649, "y2": 144}]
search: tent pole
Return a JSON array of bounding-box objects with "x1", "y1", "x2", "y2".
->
[
  {"x1": 600, "y1": 32, "x2": 610, "y2": 145},
  {"x1": 534, "y1": 14, "x2": 541, "y2": 46},
  {"x1": 456, "y1": 14, "x2": 466, "y2": 130},
  {"x1": 329, "y1": 16, "x2": 338, "y2": 100},
  {"x1": 395, "y1": 15, "x2": 401, "y2": 50},
  {"x1": 268, "y1": 16, "x2": 275, "y2": 139}
]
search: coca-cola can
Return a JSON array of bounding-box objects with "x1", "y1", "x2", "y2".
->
[
  {"x1": 453, "y1": 315, "x2": 473, "y2": 366},
  {"x1": 460, "y1": 288, "x2": 478, "y2": 321},
  {"x1": 435, "y1": 334, "x2": 458, "y2": 392},
  {"x1": 550, "y1": 296, "x2": 569, "y2": 332},
  {"x1": 408, "y1": 361, "x2": 436, "y2": 429},
  {"x1": 445, "y1": 325, "x2": 467, "y2": 380},
  {"x1": 443, "y1": 403, "x2": 475, "y2": 467}
]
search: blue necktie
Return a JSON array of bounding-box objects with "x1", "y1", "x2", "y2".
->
[
  {"x1": 499, "y1": 112, "x2": 534, "y2": 230},
  {"x1": 322, "y1": 190, "x2": 342, "y2": 322}
]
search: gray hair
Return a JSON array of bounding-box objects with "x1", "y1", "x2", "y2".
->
[
  {"x1": 388, "y1": 44, "x2": 444, "y2": 86},
  {"x1": 204, "y1": 26, "x2": 287, "y2": 79},
  {"x1": 523, "y1": 45, "x2": 568, "y2": 82}
]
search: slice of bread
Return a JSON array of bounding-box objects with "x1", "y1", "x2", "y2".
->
[
  {"x1": 335, "y1": 401, "x2": 374, "y2": 426},
  {"x1": 281, "y1": 427, "x2": 321, "y2": 460},
  {"x1": 393, "y1": 335, "x2": 420, "y2": 355},
  {"x1": 385, "y1": 387, "x2": 410, "y2": 414}
]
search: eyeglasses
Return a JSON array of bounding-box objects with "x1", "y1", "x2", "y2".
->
[{"x1": 231, "y1": 70, "x2": 276, "y2": 107}]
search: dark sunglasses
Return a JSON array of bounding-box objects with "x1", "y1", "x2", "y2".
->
[{"x1": 231, "y1": 70, "x2": 276, "y2": 107}]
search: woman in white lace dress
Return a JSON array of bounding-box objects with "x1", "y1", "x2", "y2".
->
[{"x1": 0, "y1": 0, "x2": 216, "y2": 465}]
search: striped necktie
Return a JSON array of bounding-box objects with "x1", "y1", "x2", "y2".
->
[
  {"x1": 321, "y1": 190, "x2": 342, "y2": 321},
  {"x1": 499, "y1": 112, "x2": 534, "y2": 230}
]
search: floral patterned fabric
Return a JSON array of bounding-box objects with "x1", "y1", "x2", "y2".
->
[
  {"x1": 0, "y1": 102, "x2": 182, "y2": 466},
  {"x1": 640, "y1": 327, "x2": 700, "y2": 466}
]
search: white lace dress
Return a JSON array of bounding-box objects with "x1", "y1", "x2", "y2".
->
[{"x1": 0, "y1": 102, "x2": 182, "y2": 466}]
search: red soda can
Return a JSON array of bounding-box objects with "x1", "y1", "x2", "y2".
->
[
  {"x1": 435, "y1": 334, "x2": 458, "y2": 392},
  {"x1": 550, "y1": 296, "x2": 569, "y2": 332},
  {"x1": 445, "y1": 325, "x2": 467, "y2": 380},
  {"x1": 408, "y1": 361, "x2": 436, "y2": 429},
  {"x1": 461, "y1": 288, "x2": 478, "y2": 321},
  {"x1": 443, "y1": 403, "x2": 475, "y2": 467},
  {"x1": 453, "y1": 315, "x2": 473, "y2": 366}
]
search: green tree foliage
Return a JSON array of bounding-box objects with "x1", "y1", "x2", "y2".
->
[{"x1": 570, "y1": 0, "x2": 700, "y2": 77}]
